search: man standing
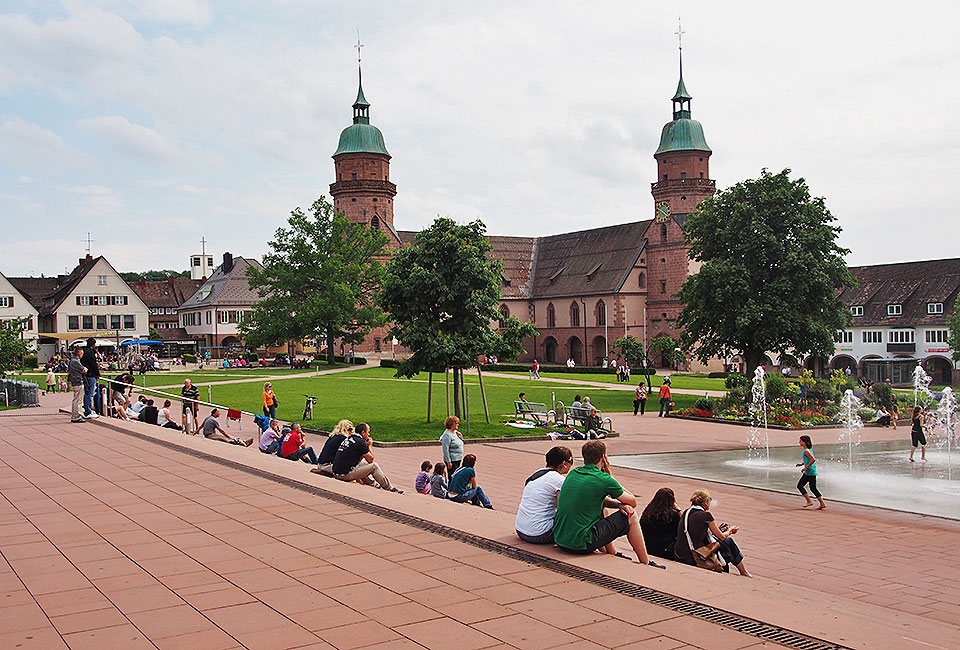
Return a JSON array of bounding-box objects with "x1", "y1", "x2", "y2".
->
[
  {"x1": 181, "y1": 379, "x2": 200, "y2": 434},
  {"x1": 68, "y1": 347, "x2": 87, "y2": 423},
  {"x1": 553, "y1": 441, "x2": 665, "y2": 568},
  {"x1": 201, "y1": 408, "x2": 253, "y2": 446},
  {"x1": 332, "y1": 423, "x2": 402, "y2": 492},
  {"x1": 80, "y1": 338, "x2": 100, "y2": 418}
]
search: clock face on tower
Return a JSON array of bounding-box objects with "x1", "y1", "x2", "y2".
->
[{"x1": 655, "y1": 201, "x2": 670, "y2": 223}]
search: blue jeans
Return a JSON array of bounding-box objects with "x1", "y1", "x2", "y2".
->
[
  {"x1": 283, "y1": 446, "x2": 318, "y2": 464},
  {"x1": 83, "y1": 376, "x2": 97, "y2": 416},
  {"x1": 450, "y1": 486, "x2": 493, "y2": 508}
]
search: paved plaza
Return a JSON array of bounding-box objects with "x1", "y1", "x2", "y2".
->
[{"x1": 2, "y1": 390, "x2": 960, "y2": 649}]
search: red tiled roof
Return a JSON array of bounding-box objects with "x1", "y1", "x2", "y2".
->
[{"x1": 129, "y1": 278, "x2": 204, "y2": 309}]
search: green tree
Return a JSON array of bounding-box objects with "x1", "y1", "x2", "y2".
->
[
  {"x1": 148, "y1": 326, "x2": 161, "y2": 341},
  {"x1": 0, "y1": 318, "x2": 30, "y2": 374},
  {"x1": 120, "y1": 270, "x2": 190, "y2": 282},
  {"x1": 489, "y1": 317, "x2": 538, "y2": 363},
  {"x1": 947, "y1": 297, "x2": 960, "y2": 362},
  {"x1": 649, "y1": 336, "x2": 681, "y2": 368},
  {"x1": 380, "y1": 217, "x2": 535, "y2": 417},
  {"x1": 612, "y1": 336, "x2": 645, "y2": 366},
  {"x1": 241, "y1": 197, "x2": 389, "y2": 364},
  {"x1": 676, "y1": 168, "x2": 855, "y2": 379}
]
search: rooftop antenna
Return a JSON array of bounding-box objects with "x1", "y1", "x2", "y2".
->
[{"x1": 83, "y1": 232, "x2": 94, "y2": 255}]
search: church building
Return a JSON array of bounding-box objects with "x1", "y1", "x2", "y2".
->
[{"x1": 328, "y1": 50, "x2": 720, "y2": 370}]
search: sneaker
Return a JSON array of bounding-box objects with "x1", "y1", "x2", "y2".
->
[
  {"x1": 389, "y1": 487, "x2": 404, "y2": 494},
  {"x1": 70, "y1": 418, "x2": 86, "y2": 423},
  {"x1": 87, "y1": 412, "x2": 100, "y2": 419},
  {"x1": 243, "y1": 438, "x2": 254, "y2": 447},
  {"x1": 648, "y1": 560, "x2": 666, "y2": 570}
]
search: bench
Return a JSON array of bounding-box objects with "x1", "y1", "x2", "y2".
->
[
  {"x1": 514, "y1": 401, "x2": 555, "y2": 422},
  {"x1": 561, "y1": 405, "x2": 612, "y2": 430}
]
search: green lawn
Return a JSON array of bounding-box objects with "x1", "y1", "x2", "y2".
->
[
  {"x1": 492, "y1": 369, "x2": 726, "y2": 392},
  {"x1": 126, "y1": 366, "x2": 700, "y2": 441}
]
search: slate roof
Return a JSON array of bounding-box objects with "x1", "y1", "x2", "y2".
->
[
  {"x1": 179, "y1": 256, "x2": 263, "y2": 309},
  {"x1": 842, "y1": 258, "x2": 960, "y2": 327},
  {"x1": 396, "y1": 222, "x2": 649, "y2": 300},
  {"x1": 129, "y1": 278, "x2": 204, "y2": 309},
  {"x1": 8, "y1": 255, "x2": 102, "y2": 314}
]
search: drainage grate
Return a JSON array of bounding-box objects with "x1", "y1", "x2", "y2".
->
[{"x1": 114, "y1": 424, "x2": 847, "y2": 650}]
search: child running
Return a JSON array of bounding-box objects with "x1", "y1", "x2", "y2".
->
[
  {"x1": 796, "y1": 435, "x2": 826, "y2": 510},
  {"x1": 415, "y1": 460, "x2": 433, "y2": 494}
]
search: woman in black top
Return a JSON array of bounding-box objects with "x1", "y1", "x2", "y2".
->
[
  {"x1": 910, "y1": 405, "x2": 927, "y2": 462},
  {"x1": 639, "y1": 487, "x2": 681, "y2": 561}
]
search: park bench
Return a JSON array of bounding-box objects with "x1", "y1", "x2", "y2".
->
[
  {"x1": 561, "y1": 405, "x2": 611, "y2": 429},
  {"x1": 514, "y1": 401, "x2": 555, "y2": 422}
]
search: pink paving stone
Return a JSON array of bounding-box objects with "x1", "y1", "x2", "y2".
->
[
  {"x1": 394, "y1": 616, "x2": 502, "y2": 650},
  {"x1": 472, "y1": 612, "x2": 581, "y2": 649},
  {"x1": 436, "y1": 597, "x2": 515, "y2": 625},
  {"x1": 313, "y1": 619, "x2": 402, "y2": 649}
]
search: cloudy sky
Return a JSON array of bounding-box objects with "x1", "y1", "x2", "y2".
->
[{"x1": 2, "y1": 1, "x2": 958, "y2": 277}]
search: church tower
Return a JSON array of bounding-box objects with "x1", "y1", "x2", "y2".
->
[
  {"x1": 329, "y1": 49, "x2": 399, "y2": 245},
  {"x1": 645, "y1": 30, "x2": 717, "y2": 367},
  {"x1": 650, "y1": 38, "x2": 714, "y2": 220}
]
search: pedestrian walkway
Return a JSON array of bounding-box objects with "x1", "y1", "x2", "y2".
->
[{"x1": 2, "y1": 413, "x2": 786, "y2": 650}]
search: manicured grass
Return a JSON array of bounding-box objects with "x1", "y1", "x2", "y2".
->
[{"x1": 127, "y1": 366, "x2": 700, "y2": 441}]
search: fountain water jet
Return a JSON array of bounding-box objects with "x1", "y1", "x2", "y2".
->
[
  {"x1": 914, "y1": 363, "x2": 933, "y2": 407},
  {"x1": 747, "y1": 366, "x2": 769, "y2": 462},
  {"x1": 839, "y1": 389, "x2": 863, "y2": 469},
  {"x1": 934, "y1": 387, "x2": 958, "y2": 473}
]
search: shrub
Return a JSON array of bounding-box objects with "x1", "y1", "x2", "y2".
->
[
  {"x1": 23, "y1": 355, "x2": 38, "y2": 369},
  {"x1": 806, "y1": 379, "x2": 836, "y2": 405},
  {"x1": 868, "y1": 381, "x2": 895, "y2": 409},
  {"x1": 693, "y1": 397, "x2": 715, "y2": 413},
  {"x1": 247, "y1": 353, "x2": 259, "y2": 362},
  {"x1": 183, "y1": 353, "x2": 197, "y2": 364},
  {"x1": 764, "y1": 373, "x2": 788, "y2": 401},
  {"x1": 707, "y1": 371, "x2": 729, "y2": 379},
  {"x1": 725, "y1": 372, "x2": 748, "y2": 390}
]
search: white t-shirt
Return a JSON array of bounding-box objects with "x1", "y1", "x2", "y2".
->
[{"x1": 515, "y1": 469, "x2": 566, "y2": 536}]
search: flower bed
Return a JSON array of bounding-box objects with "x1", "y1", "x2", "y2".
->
[{"x1": 675, "y1": 404, "x2": 837, "y2": 429}]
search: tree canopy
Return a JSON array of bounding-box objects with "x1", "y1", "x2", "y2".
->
[
  {"x1": 119, "y1": 270, "x2": 190, "y2": 282},
  {"x1": 241, "y1": 197, "x2": 389, "y2": 364},
  {"x1": 0, "y1": 318, "x2": 31, "y2": 374},
  {"x1": 947, "y1": 297, "x2": 960, "y2": 362},
  {"x1": 380, "y1": 217, "x2": 536, "y2": 416},
  {"x1": 676, "y1": 168, "x2": 854, "y2": 378}
]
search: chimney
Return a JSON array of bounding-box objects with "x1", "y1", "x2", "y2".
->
[
  {"x1": 222, "y1": 252, "x2": 234, "y2": 273},
  {"x1": 139, "y1": 277, "x2": 147, "y2": 289}
]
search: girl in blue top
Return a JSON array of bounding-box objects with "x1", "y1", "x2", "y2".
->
[{"x1": 796, "y1": 435, "x2": 826, "y2": 510}]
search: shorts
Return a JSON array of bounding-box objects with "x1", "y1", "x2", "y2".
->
[
  {"x1": 560, "y1": 511, "x2": 630, "y2": 554},
  {"x1": 182, "y1": 402, "x2": 198, "y2": 414},
  {"x1": 516, "y1": 529, "x2": 555, "y2": 545},
  {"x1": 112, "y1": 391, "x2": 127, "y2": 405},
  {"x1": 912, "y1": 430, "x2": 927, "y2": 447}
]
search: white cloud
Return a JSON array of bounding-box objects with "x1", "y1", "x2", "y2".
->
[
  {"x1": 0, "y1": 118, "x2": 85, "y2": 172},
  {"x1": 134, "y1": 0, "x2": 212, "y2": 26},
  {"x1": 77, "y1": 115, "x2": 179, "y2": 163},
  {"x1": 61, "y1": 184, "x2": 124, "y2": 215}
]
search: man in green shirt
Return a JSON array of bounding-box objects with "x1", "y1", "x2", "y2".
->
[{"x1": 553, "y1": 441, "x2": 665, "y2": 568}]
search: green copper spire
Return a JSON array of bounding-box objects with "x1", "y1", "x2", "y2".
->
[
  {"x1": 333, "y1": 35, "x2": 390, "y2": 158},
  {"x1": 655, "y1": 22, "x2": 711, "y2": 155}
]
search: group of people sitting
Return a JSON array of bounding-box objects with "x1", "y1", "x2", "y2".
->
[
  {"x1": 509, "y1": 441, "x2": 752, "y2": 575},
  {"x1": 412, "y1": 415, "x2": 494, "y2": 507},
  {"x1": 255, "y1": 418, "x2": 404, "y2": 493}
]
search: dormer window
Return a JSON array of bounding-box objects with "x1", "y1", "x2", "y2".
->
[
  {"x1": 928, "y1": 302, "x2": 944, "y2": 314},
  {"x1": 549, "y1": 268, "x2": 564, "y2": 285},
  {"x1": 586, "y1": 263, "x2": 602, "y2": 281},
  {"x1": 850, "y1": 305, "x2": 863, "y2": 317},
  {"x1": 887, "y1": 304, "x2": 902, "y2": 316}
]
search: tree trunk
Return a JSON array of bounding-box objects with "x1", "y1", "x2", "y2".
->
[
  {"x1": 477, "y1": 364, "x2": 489, "y2": 423},
  {"x1": 445, "y1": 368, "x2": 450, "y2": 417},
  {"x1": 460, "y1": 368, "x2": 467, "y2": 421},
  {"x1": 426, "y1": 372, "x2": 433, "y2": 423},
  {"x1": 744, "y1": 349, "x2": 765, "y2": 388},
  {"x1": 326, "y1": 327, "x2": 335, "y2": 366},
  {"x1": 452, "y1": 367, "x2": 461, "y2": 418}
]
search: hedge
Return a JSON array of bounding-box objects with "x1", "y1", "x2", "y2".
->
[
  {"x1": 183, "y1": 353, "x2": 197, "y2": 363},
  {"x1": 707, "y1": 371, "x2": 729, "y2": 379},
  {"x1": 378, "y1": 359, "x2": 655, "y2": 375},
  {"x1": 23, "y1": 355, "x2": 38, "y2": 369}
]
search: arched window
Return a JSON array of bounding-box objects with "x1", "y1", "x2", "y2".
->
[
  {"x1": 570, "y1": 302, "x2": 580, "y2": 327},
  {"x1": 596, "y1": 300, "x2": 606, "y2": 327},
  {"x1": 547, "y1": 303, "x2": 556, "y2": 328},
  {"x1": 370, "y1": 215, "x2": 380, "y2": 231},
  {"x1": 638, "y1": 273, "x2": 645, "y2": 289},
  {"x1": 660, "y1": 224, "x2": 668, "y2": 241},
  {"x1": 498, "y1": 304, "x2": 510, "y2": 326}
]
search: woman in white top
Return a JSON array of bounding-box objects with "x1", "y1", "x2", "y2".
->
[
  {"x1": 515, "y1": 446, "x2": 573, "y2": 544},
  {"x1": 159, "y1": 399, "x2": 182, "y2": 430}
]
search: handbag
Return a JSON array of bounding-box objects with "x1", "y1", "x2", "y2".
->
[{"x1": 683, "y1": 508, "x2": 723, "y2": 572}]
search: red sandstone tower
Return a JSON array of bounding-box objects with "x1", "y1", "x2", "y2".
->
[
  {"x1": 329, "y1": 69, "x2": 400, "y2": 247},
  {"x1": 645, "y1": 44, "x2": 715, "y2": 360}
]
